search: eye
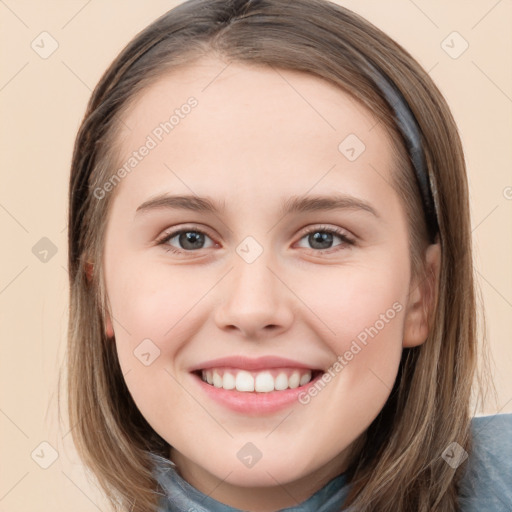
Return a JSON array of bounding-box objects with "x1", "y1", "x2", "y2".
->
[
  {"x1": 156, "y1": 224, "x2": 355, "y2": 255},
  {"x1": 295, "y1": 225, "x2": 355, "y2": 253},
  {"x1": 156, "y1": 227, "x2": 217, "y2": 254}
]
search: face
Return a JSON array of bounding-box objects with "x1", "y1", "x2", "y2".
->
[{"x1": 100, "y1": 56, "x2": 435, "y2": 509}]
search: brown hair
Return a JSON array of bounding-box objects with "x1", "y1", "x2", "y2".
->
[{"x1": 60, "y1": 0, "x2": 492, "y2": 510}]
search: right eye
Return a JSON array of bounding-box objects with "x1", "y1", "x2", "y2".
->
[{"x1": 156, "y1": 227, "x2": 218, "y2": 254}]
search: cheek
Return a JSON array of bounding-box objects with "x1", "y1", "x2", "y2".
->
[
  {"x1": 108, "y1": 263, "x2": 206, "y2": 352},
  {"x1": 288, "y1": 272, "x2": 405, "y2": 457},
  {"x1": 107, "y1": 266, "x2": 205, "y2": 430},
  {"x1": 300, "y1": 261, "x2": 407, "y2": 403},
  {"x1": 309, "y1": 264, "x2": 406, "y2": 344}
]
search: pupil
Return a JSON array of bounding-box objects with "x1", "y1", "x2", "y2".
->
[
  {"x1": 310, "y1": 232, "x2": 332, "y2": 249},
  {"x1": 181, "y1": 231, "x2": 204, "y2": 249}
]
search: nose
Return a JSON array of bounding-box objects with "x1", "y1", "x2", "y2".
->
[{"x1": 214, "y1": 250, "x2": 294, "y2": 340}]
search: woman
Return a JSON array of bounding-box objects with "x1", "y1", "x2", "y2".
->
[{"x1": 64, "y1": 0, "x2": 512, "y2": 510}]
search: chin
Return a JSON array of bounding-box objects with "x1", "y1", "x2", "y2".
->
[{"x1": 211, "y1": 458, "x2": 310, "y2": 488}]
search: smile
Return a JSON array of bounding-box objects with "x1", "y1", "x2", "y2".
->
[{"x1": 197, "y1": 368, "x2": 323, "y2": 392}]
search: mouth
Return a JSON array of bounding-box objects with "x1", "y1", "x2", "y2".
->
[{"x1": 191, "y1": 367, "x2": 324, "y2": 393}]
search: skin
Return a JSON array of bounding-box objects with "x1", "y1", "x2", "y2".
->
[{"x1": 97, "y1": 55, "x2": 440, "y2": 511}]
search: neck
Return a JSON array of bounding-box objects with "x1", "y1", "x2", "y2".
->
[{"x1": 169, "y1": 446, "x2": 350, "y2": 512}]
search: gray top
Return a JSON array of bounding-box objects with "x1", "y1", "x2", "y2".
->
[{"x1": 151, "y1": 414, "x2": 512, "y2": 511}]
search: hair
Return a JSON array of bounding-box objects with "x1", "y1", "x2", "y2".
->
[{"x1": 59, "y1": 0, "x2": 494, "y2": 510}]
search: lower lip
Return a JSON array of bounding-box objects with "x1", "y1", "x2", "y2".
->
[{"x1": 191, "y1": 371, "x2": 324, "y2": 415}]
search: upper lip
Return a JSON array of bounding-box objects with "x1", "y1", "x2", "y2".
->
[{"x1": 189, "y1": 355, "x2": 322, "y2": 372}]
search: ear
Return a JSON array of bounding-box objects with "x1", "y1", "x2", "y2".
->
[
  {"x1": 104, "y1": 309, "x2": 115, "y2": 339},
  {"x1": 85, "y1": 261, "x2": 94, "y2": 282},
  {"x1": 402, "y1": 241, "x2": 441, "y2": 348}
]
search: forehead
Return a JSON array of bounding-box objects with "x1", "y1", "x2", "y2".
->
[{"x1": 110, "y1": 56, "x2": 397, "y2": 211}]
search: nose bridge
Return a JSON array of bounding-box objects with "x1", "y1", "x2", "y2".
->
[
  {"x1": 214, "y1": 240, "x2": 293, "y2": 337},
  {"x1": 233, "y1": 249, "x2": 275, "y2": 302}
]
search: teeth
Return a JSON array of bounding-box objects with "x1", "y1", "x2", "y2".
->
[
  {"x1": 200, "y1": 368, "x2": 314, "y2": 392},
  {"x1": 236, "y1": 370, "x2": 254, "y2": 392},
  {"x1": 255, "y1": 371, "x2": 274, "y2": 392},
  {"x1": 299, "y1": 372, "x2": 311, "y2": 386},
  {"x1": 212, "y1": 371, "x2": 223, "y2": 388},
  {"x1": 274, "y1": 372, "x2": 288, "y2": 390},
  {"x1": 222, "y1": 371, "x2": 236, "y2": 390},
  {"x1": 289, "y1": 371, "x2": 300, "y2": 389}
]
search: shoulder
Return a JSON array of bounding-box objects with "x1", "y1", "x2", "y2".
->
[{"x1": 458, "y1": 413, "x2": 512, "y2": 511}]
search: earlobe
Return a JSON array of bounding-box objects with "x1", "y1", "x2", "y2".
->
[
  {"x1": 402, "y1": 242, "x2": 441, "y2": 348},
  {"x1": 105, "y1": 310, "x2": 115, "y2": 339},
  {"x1": 85, "y1": 261, "x2": 94, "y2": 282}
]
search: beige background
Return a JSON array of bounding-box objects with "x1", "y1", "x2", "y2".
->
[{"x1": 1, "y1": 1, "x2": 511, "y2": 510}]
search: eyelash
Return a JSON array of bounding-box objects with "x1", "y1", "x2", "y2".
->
[{"x1": 155, "y1": 224, "x2": 355, "y2": 256}]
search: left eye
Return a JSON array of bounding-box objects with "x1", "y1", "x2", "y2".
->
[{"x1": 296, "y1": 226, "x2": 354, "y2": 252}]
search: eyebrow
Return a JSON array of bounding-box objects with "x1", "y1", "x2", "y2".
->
[{"x1": 135, "y1": 193, "x2": 379, "y2": 218}]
